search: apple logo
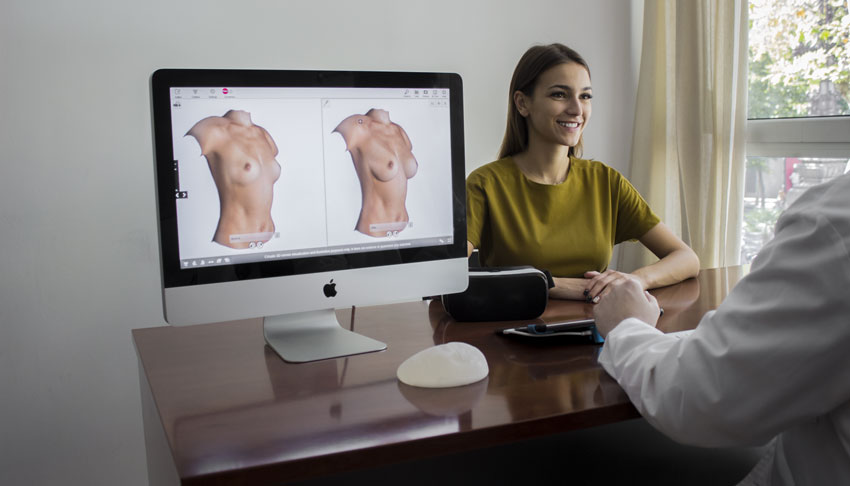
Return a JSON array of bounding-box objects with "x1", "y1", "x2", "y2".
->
[{"x1": 323, "y1": 279, "x2": 338, "y2": 298}]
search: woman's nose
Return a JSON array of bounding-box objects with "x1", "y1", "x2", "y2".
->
[{"x1": 565, "y1": 96, "x2": 582, "y2": 115}]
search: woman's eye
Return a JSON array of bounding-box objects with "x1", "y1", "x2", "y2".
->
[
  {"x1": 551, "y1": 92, "x2": 566, "y2": 99},
  {"x1": 581, "y1": 93, "x2": 593, "y2": 100}
]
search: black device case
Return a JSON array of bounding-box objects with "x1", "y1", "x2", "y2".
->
[{"x1": 441, "y1": 266, "x2": 549, "y2": 322}]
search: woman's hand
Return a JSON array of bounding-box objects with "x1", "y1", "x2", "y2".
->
[
  {"x1": 550, "y1": 272, "x2": 646, "y2": 301},
  {"x1": 582, "y1": 270, "x2": 647, "y2": 303}
]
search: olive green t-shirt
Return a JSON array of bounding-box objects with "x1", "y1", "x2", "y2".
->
[{"x1": 466, "y1": 156, "x2": 660, "y2": 277}]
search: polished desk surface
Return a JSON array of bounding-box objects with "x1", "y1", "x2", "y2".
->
[{"x1": 133, "y1": 266, "x2": 748, "y2": 485}]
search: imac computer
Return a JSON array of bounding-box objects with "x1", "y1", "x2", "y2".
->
[{"x1": 150, "y1": 69, "x2": 468, "y2": 363}]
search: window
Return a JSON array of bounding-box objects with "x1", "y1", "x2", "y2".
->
[
  {"x1": 748, "y1": 0, "x2": 849, "y2": 119},
  {"x1": 744, "y1": 0, "x2": 850, "y2": 263}
]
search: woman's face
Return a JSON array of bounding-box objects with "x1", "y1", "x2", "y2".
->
[{"x1": 516, "y1": 62, "x2": 592, "y2": 151}]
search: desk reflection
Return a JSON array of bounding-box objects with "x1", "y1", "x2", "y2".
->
[
  {"x1": 398, "y1": 378, "x2": 488, "y2": 419},
  {"x1": 172, "y1": 345, "x2": 461, "y2": 479}
]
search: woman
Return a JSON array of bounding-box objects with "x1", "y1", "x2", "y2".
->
[{"x1": 466, "y1": 43, "x2": 699, "y2": 301}]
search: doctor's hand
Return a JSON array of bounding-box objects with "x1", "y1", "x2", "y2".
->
[{"x1": 592, "y1": 278, "x2": 660, "y2": 338}]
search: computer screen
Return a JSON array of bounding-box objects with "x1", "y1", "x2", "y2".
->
[{"x1": 150, "y1": 69, "x2": 468, "y2": 362}]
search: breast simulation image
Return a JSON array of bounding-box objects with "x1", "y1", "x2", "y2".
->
[
  {"x1": 186, "y1": 110, "x2": 282, "y2": 249},
  {"x1": 333, "y1": 108, "x2": 418, "y2": 237}
]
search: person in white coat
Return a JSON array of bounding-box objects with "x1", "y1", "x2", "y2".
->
[{"x1": 593, "y1": 172, "x2": 850, "y2": 485}]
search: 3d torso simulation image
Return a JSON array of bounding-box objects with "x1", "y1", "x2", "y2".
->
[
  {"x1": 186, "y1": 110, "x2": 282, "y2": 249},
  {"x1": 333, "y1": 108, "x2": 418, "y2": 237}
]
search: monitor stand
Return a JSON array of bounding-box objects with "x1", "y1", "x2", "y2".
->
[{"x1": 263, "y1": 309, "x2": 387, "y2": 363}]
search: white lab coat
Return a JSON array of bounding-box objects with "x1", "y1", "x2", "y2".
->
[{"x1": 599, "y1": 173, "x2": 850, "y2": 485}]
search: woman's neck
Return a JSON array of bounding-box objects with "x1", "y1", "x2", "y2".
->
[{"x1": 513, "y1": 142, "x2": 571, "y2": 185}]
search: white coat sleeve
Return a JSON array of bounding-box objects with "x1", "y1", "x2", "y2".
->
[{"x1": 598, "y1": 189, "x2": 850, "y2": 447}]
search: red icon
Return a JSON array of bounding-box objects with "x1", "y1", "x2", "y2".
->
[{"x1": 222, "y1": 88, "x2": 229, "y2": 94}]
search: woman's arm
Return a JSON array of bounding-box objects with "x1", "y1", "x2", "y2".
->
[
  {"x1": 549, "y1": 277, "x2": 596, "y2": 300},
  {"x1": 583, "y1": 222, "x2": 699, "y2": 301},
  {"x1": 471, "y1": 223, "x2": 699, "y2": 302},
  {"x1": 633, "y1": 222, "x2": 700, "y2": 288}
]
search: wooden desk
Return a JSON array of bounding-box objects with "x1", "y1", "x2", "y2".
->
[{"x1": 134, "y1": 266, "x2": 747, "y2": 485}]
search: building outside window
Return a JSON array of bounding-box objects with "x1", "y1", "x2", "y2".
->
[{"x1": 743, "y1": 0, "x2": 850, "y2": 263}]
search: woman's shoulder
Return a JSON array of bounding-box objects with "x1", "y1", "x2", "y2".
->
[
  {"x1": 467, "y1": 157, "x2": 518, "y2": 183},
  {"x1": 569, "y1": 157, "x2": 625, "y2": 182},
  {"x1": 571, "y1": 156, "x2": 617, "y2": 172}
]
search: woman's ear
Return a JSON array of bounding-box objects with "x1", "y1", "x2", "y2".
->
[{"x1": 513, "y1": 90, "x2": 530, "y2": 117}]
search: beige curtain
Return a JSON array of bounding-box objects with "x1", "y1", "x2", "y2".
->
[{"x1": 618, "y1": 0, "x2": 748, "y2": 272}]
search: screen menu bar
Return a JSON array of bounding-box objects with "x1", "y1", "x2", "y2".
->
[{"x1": 171, "y1": 87, "x2": 450, "y2": 101}]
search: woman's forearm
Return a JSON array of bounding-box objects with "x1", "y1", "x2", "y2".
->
[
  {"x1": 632, "y1": 247, "x2": 700, "y2": 290},
  {"x1": 550, "y1": 277, "x2": 592, "y2": 300}
]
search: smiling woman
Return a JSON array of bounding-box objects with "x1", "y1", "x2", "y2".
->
[
  {"x1": 514, "y1": 62, "x2": 593, "y2": 174},
  {"x1": 466, "y1": 43, "x2": 700, "y2": 302}
]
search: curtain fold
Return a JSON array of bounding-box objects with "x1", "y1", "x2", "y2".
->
[{"x1": 618, "y1": 0, "x2": 748, "y2": 272}]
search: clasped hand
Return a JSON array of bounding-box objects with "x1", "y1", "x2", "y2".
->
[
  {"x1": 583, "y1": 270, "x2": 645, "y2": 303},
  {"x1": 548, "y1": 270, "x2": 660, "y2": 337}
]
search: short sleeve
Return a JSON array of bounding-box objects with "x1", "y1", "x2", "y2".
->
[
  {"x1": 613, "y1": 172, "x2": 660, "y2": 244},
  {"x1": 466, "y1": 171, "x2": 488, "y2": 248}
]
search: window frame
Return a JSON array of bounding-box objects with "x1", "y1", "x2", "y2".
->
[{"x1": 746, "y1": 117, "x2": 850, "y2": 158}]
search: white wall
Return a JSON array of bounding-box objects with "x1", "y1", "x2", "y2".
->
[{"x1": 0, "y1": 1, "x2": 637, "y2": 484}]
